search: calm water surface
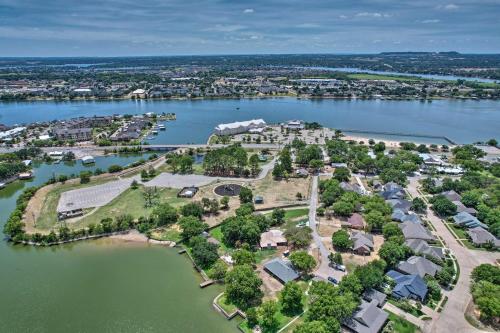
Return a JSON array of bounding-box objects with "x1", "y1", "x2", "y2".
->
[
  {"x1": 0, "y1": 154, "x2": 237, "y2": 333},
  {"x1": 1, "y1": 98, "x2": 499, "y2": 144}
]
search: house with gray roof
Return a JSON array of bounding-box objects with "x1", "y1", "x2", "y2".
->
[
  {"x1": 343, "y1": 300, "x2": 389, "y2": 333},
  {"x1": 391, "y1": 209, "x2": 407, "y2": 222},
  {"x1": 399, "y1": 221, "x2": 435, "y2": 241},
  {"x1": 441, "y1": 190, "x2": 461, "y2": 202},
  {"x1": 363, "y1": 288, "x2": 387, "y2": 307},
  {"x1": 452, "y1": 201, "x2": 477, "y2": 216},
  {"x1": 467, "y1": 227, "x2": 500, "y2": 248},
  {"x1": 453, "y1": 212, "x2": 487, "y2": 229},
  {"x1": 402, "y1": 213, "x2": 422, "y2": 224},
  {"x1": 380, "y1": 189, "x2": 405, "y2": 200},
  {"x1": 386, "y1": 270, "x2": 428, "y2": 302},
  {"x1": 264, "y1": 258, "x2": 300, "y2": 284},
  {"x1": 405, "y1": 239, "x2": 445, "y2": 260},
  {"x1": 396, "y1": 256, "x2": 442, "y2": 278},
  {"x1": 341, "y1": 182, "x2": 364, "y2": 195},
  {"x1": 386, "y1": 199, "x2": 412, "y2": 214},
  {"x1": 351, "y1": 232, "x2": 374, "y2": 255}
]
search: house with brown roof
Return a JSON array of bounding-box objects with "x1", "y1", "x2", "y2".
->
[
  {"x1": 260, "y1": 229, "x2": 287, "y2": 249},
  {"x1": 342, "y1": 213, "x2": 365, "y2": 230}
]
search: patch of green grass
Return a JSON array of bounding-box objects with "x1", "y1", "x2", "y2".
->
[
  {"x1": 284, "y1": 208, "x2": 309, "y2": 219},
  {"x1": 255, "y1": 249, "x2": 277, "y2": 264},
  {"x1": 216, "y1": 294, "x2": 237, "y2": 314},
  {"x1": 209, "y1": 226, "x2": 230, "y2": 252},
  {"x1": 151, "y1": 227, "x2": 181, "y2": 242},
  {"x1": 386, "y1": 311, "x2": 420, "y2": 333},
  {"x1": 388, "y1": 299, "x2": 424, "y2": 317}
]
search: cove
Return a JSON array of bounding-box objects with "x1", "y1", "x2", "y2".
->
[{"x1": 0, "y1": 154, "x2": 238, "y2": 333}]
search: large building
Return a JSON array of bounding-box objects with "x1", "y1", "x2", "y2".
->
[
  {"x1": 53, "y1": 128, "x2": 92, "y2": 141},
  {"x1": 214, "y1": 119, "x2": 266, "y2": 136}
]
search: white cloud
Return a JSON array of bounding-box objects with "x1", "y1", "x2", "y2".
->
[
  {"x1": 339, "y1": 15, "x2": 348, "y2": 19},
  {"x1": 437, "y1": 3, "x2": 459, "y2": 10},
  {"x1": 243, "y1": 8, "x2": 254, "y2": 14},
  {"x1": 205, "y1": 24, "x2": 246, "y2": 32},
  {"x1": 355, "y1": 12, "x2": 392, "y2": 18},
  {"x1": 420, "y1": 19, "x2": 441, "y2": 23},
  {"x1": 296, "y1": 23, "x2": 320, "y2": 29}
]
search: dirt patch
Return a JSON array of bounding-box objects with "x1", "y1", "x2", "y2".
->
[
  {"x1": 250, "y1": 173, "x2": 311, "y2": 210},
  {"x1": 24, "y1": 182, "x2": 59, "y2": 234},
  {"x1": 318, "y1": 216, "x2": 342, "y2": 237},
  {"x1": 341, "y1": 234, "x2": 384, "y2": 271},
  {"x1": 109, "y1": 229, "x2": 148, "y2": 243},
  {"x1": 258, "y1": 265, "x2": 285, "y2": 301}
]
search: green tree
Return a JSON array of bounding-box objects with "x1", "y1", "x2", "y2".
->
[
  {"x1": 225, "y1": 265, "x2": 263, "y2": 309},
  {"x1": 108, "y1": 164, "x2": 123, "y2": 173},
  {"x1": 249, "y1": 154, "x2": 260, "y2": 176},
  {"x1": 233, "y1": 248, "x2": 256, "y2": 266},
  {"x1": 331, "y1": 229, "x2": 353, "y2": 251},
  {"x1": 294, "y1": 321, "x2": 329, "y2": 333},
  {"x1": 246, "y1": 307, "x2": 259, "y2": 328},
  {"x1": 152, "y1": 203, "x2": 178, "y2": 226},
  {"x1": 280, "y1": 282, "x2": 303, "y2": 315},
  {"x1": 382, "y1": 222, "x2": 403, "y2": 241},
  {"x1": 191, "y1": 237, "x2": 219, "y2": 269},
  {"x1": 430, "y1": 195, "x2": 457, "y2": 217},
  {"x1": 284, "y1": 227, "x2": 313, "y2": 249},
  {"x1": 332, "y1": 200, "x2": 355, "y2": 217},
  {"x1": 364, "y1": 210, "x2": 387, "y2": 231},
  {"x1": 208, "y1": 260, "x2": 228, "y2": 281},
  {"x1": 259, "y1": 300, "x2": 279, "y2": 333},
  {"x1": 239, "y1": 186, "x2": 253, "y2": 204},
  {"x1": 179, "y1": 216, "x2": 207, "y2": 241},
  {"x1": 471, "y1": 264, "x2": 500, "y2": 284},
  {"x1": 411, "y1": 197, "x2": 427, "y2": 214},
  {"x1": 271, "y1": 208, "x2": 286, "y2": 225},
  {"x1": 471, "y1": 280, "x2": 500, "y2": 321},
  {"x1": 333, "y1": 167, "x2": 350, "y2": 182},
  {"x1": 181, "y1": 202, "x2": 204, "y2": 219},
  {"x1": 289, "y1": 251, "x2": 316, "y2": 275},
  {"x1": 379, "y1": 241, "x2": 411, "y2": 268},
  {"x1": 79, "y1": 171, "x2": 92, "y2": 184},
  {"x1": 220, "y1": 196, "x2": 230, "y2": 209},
  {"x1": 179, "y1": 154, "x2": 194, "y2": 173},
  {"x1": 338, "y1": 273, "x2": 363, "y2": 296}
]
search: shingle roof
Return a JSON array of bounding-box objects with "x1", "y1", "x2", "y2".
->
[
  {"x1": 344, "y1": 300, "x2": 389, "y2": 333},
  {"x1": 399, "y1": 221, "x2": 435, "y2": 241},
  {"x1": 351, "y1": 232, "x2": 374, "y2": 252},
  {"x1": 405, "y1": 239, "x2": 445, "y2": 260},
  {"x1": 363, "y1": 288, "x2": 387, "y2": 307},
  {"x1": 386, "y1": 199, "x2": 412, "y2": 213},
  {"x1": 441, "y1": 190, "x2": 461, "y2": 202},
  {"x1": 396, "y1": 256, "x2": 442, "y2": 278},
  {"x1": 467, "y1": 227, "x2": 500, "y2": 247},
  {"x1": 347, "y1": 213, "x2": 365, "y2": 228},
  {"x1": 264, "y1": 258, "x2": 299, "y2": 284},
  {"x1": 453, "y1": 212, "x2": 487, "y2": 229},
  {"x1": 386, "y1": 270, "x2": 428, "y2": 301}
]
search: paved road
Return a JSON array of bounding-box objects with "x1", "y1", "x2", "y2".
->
[
  {"x1": 309, "y1": 175, "x2": 344, "y2": 281},
  {"x1": 407, "y1": 176, "x2": 499, "y2": 333}
]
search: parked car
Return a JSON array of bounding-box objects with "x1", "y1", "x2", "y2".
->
[
  {"x1": 328, "y1": 277, "x2": 338, "y2": 284},
  {"x1": 333, "y1": 264, "x2": 346, "y2": 272}
]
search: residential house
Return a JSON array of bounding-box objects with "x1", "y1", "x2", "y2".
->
[
  {"x1": 396, "y1": 256, "x2": 442, "y2": 278},
  {"x1": 341, "y1": 182, "x2": 364, "y2": 195},
  {"x1": 263, "y1": 258, "x2": 299, "y2": 284},
  {"x1": 386, "y1": 270, "x2": 428, "y2": 302},
  {"x1": 260, "y1": 230, "x2": 287, "y2": 249},
  {"x1": 452, "y1": 201, "x2": 477, "y2": 216},
  {"x1": 386, "y1": 199, "x2": 412, "y2": 214},
  {"x1": 441, "y1": 190, "x2": 461, "y2": 202},
  {"x1": 467, "y1": 227, "x2": 500, "y2": 248},
  {"x1": 351, "y1": 232, "x2": 374, "y2": 255},
  {"x1": 405, "y1": 239, "x2": 445, "y2": 260},
  {"x1": 363, "y1": 288, "x2": 387, "y2": 307},
  {"x1": 343, "y1": 300, "x2": 389, "y2": 333},
  {"x1": 399, "y1": 221, "x2": 435, "y2": 241},
  {"x1": 342, "y1": 213, "x2": 365, "y2": 230},
  {"x1": 453, "y1": 212, "x2": 488, "y2": 230}
]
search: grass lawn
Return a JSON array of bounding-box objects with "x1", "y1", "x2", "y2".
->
[
  {"x1": 255, "y1": 249, "x2": 277, "y2": 264},
  {"x1": 216, "y1": 294, "x2": 237, "y2": 314},
  {"x1": 386, "y1": 311, "x2": 420, "y2": 333},
  {"x1": 448, "y1": 224, "x2": 468, "y2": 239},
  {"x1": 150, "y1": 226, "x2": 181, "y2": 242},
  {"x1": 284, "y1": 208, "x2": 309, "y2": 219},
  {"x1": 209, "y1": 225, "x2": 230, "y2": 252},
  {"x1": 239, "y1": 302, "x2": 296, "y2": 333},
  {"x1": 388, "y1": 299, "x2": 424, "y2": 317}
]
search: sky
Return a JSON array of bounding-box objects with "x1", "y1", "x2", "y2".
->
[{"x1": 0, "y1": 0, "x2": 499, "y2": 56}]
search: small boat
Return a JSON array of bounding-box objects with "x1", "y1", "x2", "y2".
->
[
  {"x1": 0, "y1": 183, "x2": 5, "y2": 189},
  {"x1": 158, "y1": 124, "x2": 166, "y2": 130},
  {"x1": 146, "y1": 136, "x2": 155, "y2": 140},
  {"x1": 81, "y1": 155, "x2": 95, "y2": 164},
  {"x1": 151, "y1": 130, "x2": 158, "y2": 135},
  {"x1": 18, "y1": 172, "x2": 33, "y2": 180}
]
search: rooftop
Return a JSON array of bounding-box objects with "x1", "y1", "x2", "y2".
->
[{"x1": 264, "y1": 258, "x2": 299, "y2": 284}]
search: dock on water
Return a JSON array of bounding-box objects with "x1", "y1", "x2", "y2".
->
[{"x1": 199, "y1": 280, "x2": 215, "y2": 288}]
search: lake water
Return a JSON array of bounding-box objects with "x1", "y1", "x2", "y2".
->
[
  {"x1": 0, "y1": 154, "x2": 238, "y2": 333},
  {"x1": 1, "y1": 98, "x2": 499, "y2": 144},
  {"x1": 306, "y1": 66, "x2": 499, "y2": 83}
]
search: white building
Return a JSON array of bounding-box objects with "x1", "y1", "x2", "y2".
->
[
  {"x1": 0, "y1": 127, "x2": 26, "y2": 140},
  {"x1": 81, "y1": 156, "x2": 95, "y2": 164},
  {"x1": 214, "y1": 119, "x2": 266, "y2": 136},
  {"x1": 283, "y1": 120, "x2": 305, "y2": 130}
]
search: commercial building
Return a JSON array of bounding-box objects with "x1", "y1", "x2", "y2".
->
[
  {"x1": 214, "y1": 119, "x2": 266, "y2": 136},
  {"x1": 53, "y1": 127, "x2": 92, "y2": 141}
]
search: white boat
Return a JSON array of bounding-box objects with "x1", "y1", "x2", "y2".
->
[
  {"x1": 158, "y1": 124, "x2": 166, "y2": 130},
  {"x1": 151, "y1": 130, "x2": 158, "y2": 135},
  {"x1": 0, "y1": 183, "x2": 5, "y2": 189}
]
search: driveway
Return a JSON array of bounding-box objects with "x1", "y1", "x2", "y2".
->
[{"x1": 407, "y1": 176, "x2": 499, "y2": 333}]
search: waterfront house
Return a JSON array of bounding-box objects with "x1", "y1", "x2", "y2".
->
[
  {"x1": 81, "y1": 156, "x2": 95, "y2": 164},
  {"x1": 386, "y1": 270, "x2": 428, "y2": 302},
  {"x1": 264, "y1": 258, "x2": 299, "y2": 284}
]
